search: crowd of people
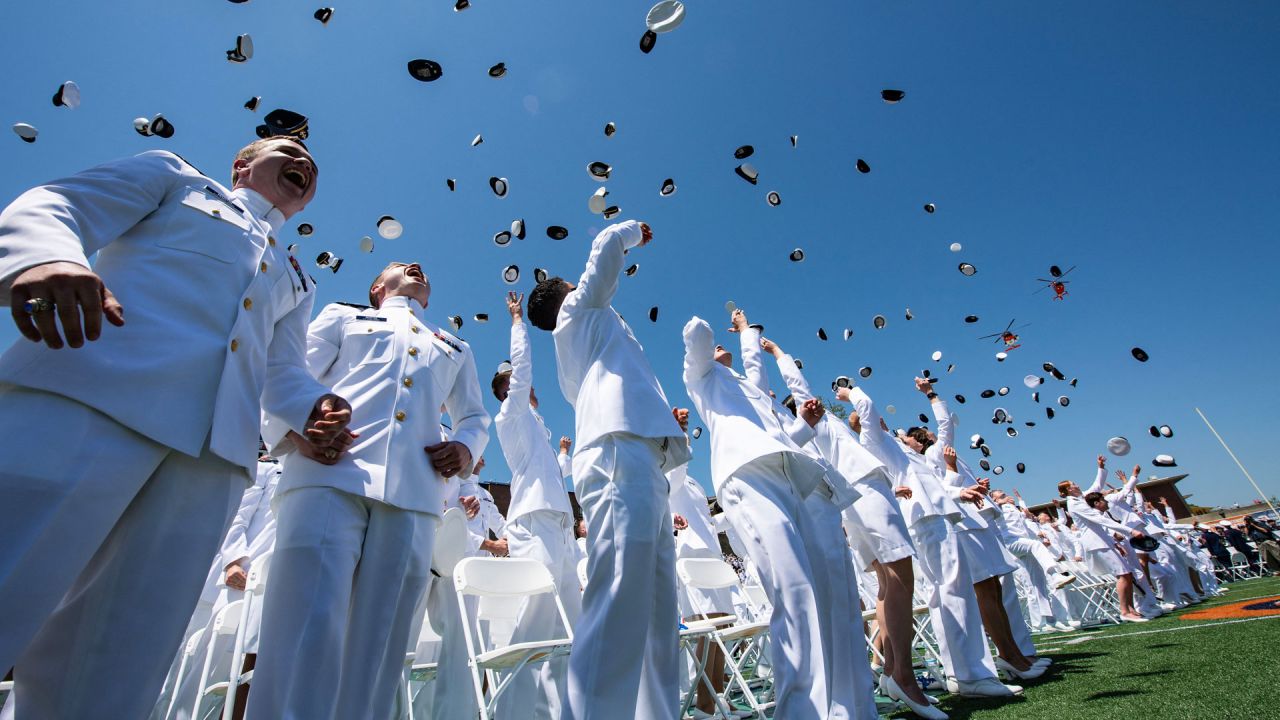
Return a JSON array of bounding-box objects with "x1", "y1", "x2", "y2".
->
[{"x1": 0, "y1": 137, "x2": 1269, "y2": 720}]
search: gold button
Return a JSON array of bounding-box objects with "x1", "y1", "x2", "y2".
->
[
  {"x1": 260, "y1": 261, "x2": 269, "y2": 273},
  {"x1": 230, "y1": 339, "x2": 239, "y2": 352},
  {"x1": 403, "y1": 377, "x2": 413, "y2": 388},
  {"x1": 408, "y1": 347, "x2": 419, "y2": 357},
  {"x1": 243, "y1": 298, "x2": 253, "y2": 310},
  {"x1": 395, "y1": 411, "x2": 407, "y2": 421},
  {"x1": 411, "y1": 326, "x2": 420, "y2": 334},
  {"x1": 212, "y1": 208, "x2": 221, "y2": 216},
  {"x1": 268, "y1": 236, "x2": 277, "y2": 246}
]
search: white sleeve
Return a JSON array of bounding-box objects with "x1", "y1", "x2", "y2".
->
[{"x1": 441, "y1": 345, "x2": 491, "y2": 479}]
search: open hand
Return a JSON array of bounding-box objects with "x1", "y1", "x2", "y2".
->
[
  {"x1": 506, "y1": 291, "x2": 524, "y2": 320},
  {"x1": 460, "y1": 495, "x2": 480, "y2": 519},
  {"x1": 9, "y1": 261, "x2": 125, "y2": 349}
]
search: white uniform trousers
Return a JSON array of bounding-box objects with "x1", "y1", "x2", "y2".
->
[
  {"x1": 717, "y1": 453, "x2": 830, "y2": 720},
  {"x1": 0, "y1": 386, "x2": 244, "y2": 720},
  {"x1": 910, "y1": 518, "x2": 998, "y2": 684},
  {"x1": 429, "y1": 574, "x2": 481, "y2": 719},
  {"x1": 498, "y1": 510, "x2": 582, "y2": 720},
  {"x1": 1154, "y1": 539, "x2": 1197, "y2": 601},
  {"x1": 245, "y1": 487, "x2": 437, "y2": 720},
  {"x1": 565, "y1": 434, "x2": 679, "y2": 720},
  {"x1": 801, "y1": 486, "x2": 878, "y2": 720},
  {"x1": 1006, "y1": 538, "x2": 1061, "y2": 624}
]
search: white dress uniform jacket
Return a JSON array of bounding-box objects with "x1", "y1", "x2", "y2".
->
[
  {"x1": 681, "y1": 319, "x2": 825, "y2": 497},
  {"x1": 667, "y1": 464, "x2": 720, "y2": 556},
  {"x1": 552, "y1": 220, "x2": 687, "y2": 467},
  {"x1": 264, "y1": 296, "x2": 490, "y2": 515},
  {"x1": 0, "y1": 150, "x2": 324, "y2": 473},
  {"x1": 1067, "y1": 468, "x2": 1134, "y2": 553},
  {"x1": 496, "y1": 319, "x2": 574, "y2": 522},
  {"x1": 923, "y1": 400, "x2": 993, "y2": 531}
]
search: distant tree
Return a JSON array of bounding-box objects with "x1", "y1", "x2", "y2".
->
[{"x1": 823, "y1": 397, "x2": 848, "y2": 420}]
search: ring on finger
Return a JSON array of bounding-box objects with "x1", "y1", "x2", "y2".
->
[
  {"x1": 22, "y1": 298, "x2": 53, "y2": 314},
  {"x1": 324, "y1": 448, "x2": 338, "y2": 460}
]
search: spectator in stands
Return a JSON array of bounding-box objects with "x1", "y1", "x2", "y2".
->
[{"x1": 1243, "y1": 517, "x2": 1280, "y2": 575}]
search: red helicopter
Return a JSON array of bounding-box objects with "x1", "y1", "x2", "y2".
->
[
  {"x1": 979, "y1": 319, "x2": 1031, "y2": 351},
  {"x1": 1035, "y1": 264, "x2": 1076, "y2": 300}
]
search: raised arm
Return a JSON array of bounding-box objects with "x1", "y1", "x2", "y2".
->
[
  {"x1": 733, "y1": 310, "x2": 770, "y2": 395},
  {"x1": 683, "y1": 316, "x2": 717, "y2": 384},
  {"x1": 763, "y1": 338, "x2": 814, "y2": 403},
  {"x1": 504, "y1": 291, "x2": 533, "y2": 413},
  {"x1": 921, "y1": 379, "x2": 952, "y2": 450},
  {"x1": 1084, "y1": 455, "x2": 1108, "y2": 494},
  {"x1": 561, "y1": 220, "x2": 647, "y2": 313},
  {"x1": 558, "y1": 436, "x2": 573, "y2": 480}
]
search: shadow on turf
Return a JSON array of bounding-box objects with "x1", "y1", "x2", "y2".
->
[{"x1": 1083, "y1": 689, "x2": 1146, "y2": 701}]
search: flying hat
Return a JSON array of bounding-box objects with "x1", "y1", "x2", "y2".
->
[
  {"x1": 604, "y1": 121, "x2": 617, "y2": 137},
  {"x1": 358, "y1": 236, "x2": 374, "y2": 253},
  {"x1": 980, "y1": 460, "x2": 991, "y2": 471},
  {"x1": 625, "y1": 263, "x2": 639, "y2": 277},
  {"x1": 691, "y1": 426, "x2": 703, "y2": 439},
  {"x1": 766, "y1": 191, "x2": 781, "y2": 207},
  {"x1": 1107, "y1": 437, "x2": 1131, "y2": 456},
  {"x1": 52, "y1": 80, "x2": 80, "y2": 109},
  {"x1": 496, "y1": 360, "x2": 514, "y2": 374},
  {"x1": 448, "y1": 315, "x2": 463, "y2": 331},
  {"x1": 454, "y1": 0, "x2": 469, "y2": 10},
  {"x1": 502, "y1": 265, "x2": 520, "y2": 284},
  {"x1": 950, "y1": 242, "x2": 962, "y2": 252},
  {"x1": 256, "y1": 108, "x2": 308, "y2": 140},
  {"x1": 958, "y1": 262, "x2": 977, "y2": 276},
  {"x1": 588, "y1": 162, "x2": 612, "y2": 181},
  {"x1": 407, "y1": 59, "x2": 443, "y2": 82},
  {"x1": 1058, "y1": 396, "x2": 1070, "y2": 407},
  {"x1": 881, "y1": 89, "x2": 905, "y2": 104},
  {"x1": 446, "y1": 178, "x2": 457, "y2": 191},
  {"x1": 589, "y1": 187, "x2": 608, "y2": 214},
  {"x1": 993, "y1": 465, "x2": 1005, "y2": 475},
  {"x1": 603, "y1": 206, "x2": 621, "y2": 220},
  {"x1": 493, "y1": 230, "x2": 512, "y2": 247},
  {"x1": 996, "y1": 352, "x2": 1008, "y2": 362},
  {"x1": 474, "y1": 313, "x2": 489, "y2": 323},
  {"x1": 998, "y1": 386, "x2": 1010, "y2": 396},
  {"x1": 1159, "y1": 425, "x2": 1173, "y2": 437},
  {"x1": 471, "y1": 134, "x2": 483, "y2": 147},
  {"x1": 955, "y1": 394, "x2": 966, "y2": 403},
  {"x1": 314, "y1": 7, "x2": 334, "y2": 23},
  {"x1": 244, "y1": 96, "x2": 261, "y2": 112},
  {"x1": 873, "y1": 315, "x2": 886, "y2": 329},
  {"x1": 789, "y1": 248, "x2": 805, "y2": 262},
  {"x1": 918, "y1": 413, "x2": 930, "y2": 424},
  {"x1": 12, "y1": 123, "x2": 37, "y2": 143},
  {"x1": 859, "y1": 366, "x2": 873, "y2": 378},
  {"x1": 885, "y1": 405, "x2": 896, "y2": 414},
  {"x1": 315, "y1": 251, "x2": 342, "y2": 273},
  {"x1": 648, "y1": 306, "x2": 659, "y2": 322},
  {"x1": 905, "y1": 308, "x2": 914, "y2": 320},
  {"x1": 790, "y1": 135, "x2": 798, "y2": 147},
  {"x1": 843, "y1": 329, "x2": 853, "y2": 341},
  {"x1": 660, "y1": 178, "x2": 676, "y2": 196},
  {"x1": 856, "y1": 158, "x2": 871, "y2": 174},
  {"x1": 533, "y1": 268, "x2": 548, "y2": 283},
  {"x1": 1152, "y1": 454, "x2": 1176, "y2": 467},
  {"x1": 964, "y1": 315, "x2": 979, "y2": 323},
  {"x1": 547, "y1": 226, "x2": 569, "y2": 240},
  {"x1": 640, "y1": 30, "x2": 657, "y2": 54},
  {"x1": 149, "y1": 115, "x2": 175, "y2": 138},
  {"x1": 1130, "y1": 535, "x2": 1160, "y2": 552},
  {"x1": 1024, "y1": 375, "x2": 1041, "y2": 388},
  {"x1": 297, "y1": 223, "x2": 314, "y2": 236},
  {"x1": 1131, "y1": 347, "x2": 1150, "y2": 362},
  {"x1": 734, "y1": 145, "x2": 754, "y2": 159},
  {"x1": 924, "y1": 203, "x2": 936, "y2": 213},
  {"x1": 832, "y1": 375, "x2": 852, "y2": 391},
  {"x1": 980, "y1": 389, "x2": 996, "y2": 399},
  {"x1": 734, "y1": 163, "x2": 759, "y2": 185},
  {"x1": 1148, "y1": 425, "x2": 1160, "y2": 438},
  {"x1": 932, "y1": 350, "x2": 943, "y2": 362},
  {"x1": 1006, "y1": 428, "x2": 1018, "y2": 437},
  {"x1": 993, "y1": 408, "x2": 1008, "y2": 423},
  {"x1": 377, "y1": 216, "x2": 403, "y2": 239},
  {"x1": 227, "y1": 33, "x2": 253, "y2": 63},
  {"x1": 488, "y1": 62, "x2": 507, "y2": 78},
  {"x1": 1046, "y1": 407, "x2": 1055, "y2": 419},
  {"x1": 646, "y1": 1, "x2": 686, "y2": 32},
  {"x1": 490, "y1": 177, "x2": 509, "y2": 198},
  {"x1": 817, "y1": 328, "x2": 827, "y2": 341},
  {"x1": 1016, "y1": 462, "x2": 1026, "y2": 473}
]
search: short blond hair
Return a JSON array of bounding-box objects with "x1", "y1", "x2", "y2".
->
[{"x1": 231, "y1": 136, "x2": 309, "y2": 185}]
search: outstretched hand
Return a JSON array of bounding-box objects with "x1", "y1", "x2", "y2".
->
[{"x1": 9, "y1": 261, "x2": 125, "y2": 349}]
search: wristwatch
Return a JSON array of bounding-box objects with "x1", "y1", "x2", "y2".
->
[{"x1": 925, "y1": 391, "x2": 938, "y2": 400}]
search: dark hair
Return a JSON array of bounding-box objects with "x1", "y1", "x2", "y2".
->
[
  {"x1": 905, "y1": 426, "x2": 933, "y2": 450},
  {"x1": 1084, "y1": 491, "x2": 1105, "y2": 507},
  {"x1": 527, "y1": 277, "x2": 569, "y2": 331},
  {"x1": 491, "y1": 371, "x2": 512, "y2": 402},
  {"x1": 1057, "y1": 480, "x2": 1073, "y2": 498},
  {"x1": 781, "y1": 394, "x2": 798, "y2": 416}
]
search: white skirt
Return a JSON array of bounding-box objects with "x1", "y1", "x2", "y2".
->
[
  {"x1": 1088, "y1": 546, "x2": 1126, "y2": 577},
  {"x1": 957, "y1": 526, "x2": 1019, "y2": 582},
  {"x1": 842, "y1": 480, "x2": 915, "y2": 570}
]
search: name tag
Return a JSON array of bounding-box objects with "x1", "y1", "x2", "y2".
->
[{"x1": 355, "y1": 315, "x2": 387, "y2": 322}]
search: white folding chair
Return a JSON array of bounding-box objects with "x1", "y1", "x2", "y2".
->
[
  {"x1": 1228, "y1": 551, "x2": 1256, "y2": 580},
  {"x1": 190, "y1": 600, "x2": 246, "y2": 720},
  {"x1": 219, "y1": 551, "x2": 273, "y2": 720},
  {"x1": 160, "y1": 628, "x2": 207, "y2": 720},
  {"x1": 453, "y1": 557, "x2": 574, "y2": 719},
  {"x1": 677, "y1": 558, "x2": 774, "y2": 718},
  {"x1": 576, "y1": 556, "x2": 589, "y2": 592}
]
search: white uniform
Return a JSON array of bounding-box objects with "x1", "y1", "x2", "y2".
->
[
  {"x1": 0, "y1": 151, "x2": 324, "y2": 719},
  {"x1": 769, "y1": 354, "x2": 881, "y2": 720},
  {"x1": 1066, "y1": 468, "x2": 1132, "y2": 577},
  {"x1": 494, "y1": 318, "x2": 580, "y2": 720},
  {"x1": 553, "y1": 222, "x2": 689, "y2": 720},
  {"x1": 250, "y1": 296, "x2": 489, "y2": 720},
  {"x1": 684, "y1": 316, "x2": 838, "y2": 720},
  {"x1": 844, "y1": 387, "x2": 1001, "y2": 685}
]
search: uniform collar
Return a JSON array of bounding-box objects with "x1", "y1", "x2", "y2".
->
[
  {"x1": 379, "y1": 295, "x2": 420, "y2": 318},
  {"x1": 230, "y1": 187, "x2": 286, "y2": 234}
]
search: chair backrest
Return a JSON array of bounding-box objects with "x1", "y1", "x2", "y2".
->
[
  {"x1": 454, "y1": 557, "x2": 554, "y2": 597},
  {"x1": 246, "y1": 550, "x2": 273, "y2": 594},
  {"x1": 184, "y1": 628, "x2": 207, "y2": 657},
  {"x1": 477, "y1": 593, "x2": 526, "y2": 623},
  {"x1": 432, "y1": 507, "x2": 469, "y2": 577},
  {"x1": 677, "y1": 558, "x2": 740, "y2": 590},
  {"x1": 744, "y1": 583, "x2": 769, "y2": 610},
  {"x1": 576, "y1": 557, "x2": 589, "y2": 589},
  {"x1": 211, "y1": 599, "x2": 246, "y2": 637}
]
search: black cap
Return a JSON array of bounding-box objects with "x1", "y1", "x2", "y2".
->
[
  {"x1": 446, "y1": 178, "x2": 456, "y2": 191},
  {"x1": 918, "y1": 413, "x2": 929, "y2": 424},
  {"x1": 734, "y1": 145, "x2": 754, "y2": 159},
  {"x1": 1016, "y1": 462, "x2": 1026, "y2": 473},
  {"x1": 407, "y1": 59, "x2": 444, "y2": 82},
  {"x1": 1049, "y1": 265, "x2": 1063, "y2": 278},
  {"x1": 766, "y1": 191, "x2": 781, "y2": 207},
  {"x1": 734, "y1": 164, "x2": 759, "y2": 185},
  {"x1": 547, "y1": 226, "x2": 569, "y2": 240},
  {"x1": 789, "y1": 248, "x2": 804, "y2": 262},
  {"x1": 1131, "y1": 347, "x2": 1149, "y2": 362},
  {"x1": 488, "y1": 62, "x2": 507, "y2": 78},
  {"x1": 314, "y1": 7, "x2": 334, "y2": 24},
  {"x1": 296, "y1": 223, "x2": 313, "y2": 236},
  {"x1": 624, "y1": 263, "x2": 639, "y2": 277},
  {"x1": 1046, "y1": 406, "x2": 1055, "y2": 419},
  {"x1": 640, "y1": 29, "x2": 657, "y2": 53},
  {"x1": 150, "y1": 115, "x2": 175, "y2": 139},
  {"x1": 1043, "y1": 362, "x2": 1065, "y2": 381},
  {"x1": 257, "y1": 108, "x2": 308, "y2": 140},
  {"x1": 923, "y1": 203, "x2": 936, "y2": 213},
  {"x1": 474, "y1": 313, "x2": 489, "y2": 323},
  {"x1": 881, "y1": 89, "x2": 905, "y2": 104},
  {"x1": 603, "y1": 206, "x2": 621, "y2": 220},
  {"x1": 980, "y1": 389, "x2": 995, "y2": 399},
  {"x1": 244, "y1": 96, "x2": 261, "y2": 112},
  {"x1": 533, "y1": 268, "x2": 548, "y2": 283},
  {"x1": 448, "y1": 315, "x2": 463, "y2": 331},
  {"x1": 454, "y1": 0, "x2": 469, "y2": 10},
  {"x1": 873, "y1": 315, "x2": 886, "y2": 329},
  {"x1": 660, "y1": 178, "x2": 676, "y2": 196},
  {"x1": 955, "y1": 394, "x2": 966, "y2": 403},
  {"x1": 1149, "y1": 425, "x2": 1160, "y2": 438},
  {"x1": 964, "y1": 315, "x2": 979, "y2": 323},
  {"x1": 859, "y1": 366, "x2": 873, "y2": 378},
  {"x1": 649, "y1": 306, "x2": 659, "y2": 322},
  {"x1": 790, "y1": 135, "x2": 798, "y2": 147},
  {"x1": 817, "y1": 328, "x2": 827, "y2": 341},
  {"x1": 980, "y1": 460, "x2": 991, "y2": 472},
  {"x1": 604, "y1": 121, "x2": 617, "y2": 137},
  {"x1": 588, "y1": 161, "x2": 612, "y2": 181},
  {"x1": 1006, "y1": 427, "x2": 1018, "y2": 437},
  {"x1": 958, "y1": 262, "x2": 977, "y2": 276}
]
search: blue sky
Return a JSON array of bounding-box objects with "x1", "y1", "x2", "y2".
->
[{"x1": 2, "y1": 1, "x2": 1277, "y2": 509}]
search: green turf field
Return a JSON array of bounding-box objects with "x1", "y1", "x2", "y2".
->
[{"x1": 888, "y1": 576, "x2": 1280, "y2": 720}]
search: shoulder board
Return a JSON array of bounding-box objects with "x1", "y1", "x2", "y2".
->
[
  {"x1": 336, "y1": 301, "x2": 373, "y2": 310},
  {"x1": 168, "y1": 152, "x2": 210, "y2": 179}
]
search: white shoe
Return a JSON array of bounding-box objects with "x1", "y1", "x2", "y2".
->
[
  {"x1": 1120, "y1": 614, "x2": 1150, "y2": 623},
  {"x1": 955, "y1": 677, "x2": 1023, "y2": 697},
  {"x1": 1052, "y1": 572, "x2": 1077, "y2": 589},
  {"x1": 1054, "y1": 622, "x2": 1077, "y2": 632},
  {"x1": 1031, "y1": 656, "x2": 1052, "y2": 668},
  {"x1": 883, "y1": 675, "x2": 949, "y2": 719},
  {"x1": 995, "y1": 657, "x2": 1046, "y2": 681},
  {"x1": 1159, "y1": 602, "x2": 1177, "y2": 611}
]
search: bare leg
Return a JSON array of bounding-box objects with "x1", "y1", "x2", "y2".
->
[
  {"x1": 880, "y1": 558, "x2": 931, "y2": 705},
  {"x1": 973, "y1": 577, "x2": 1032, "y2": 671},
  {"x1": 690, "y1": 613, "x2": 729, "y2": 714},
  {"x1": 1187, "y1": 569, "x2": 1204, "y2": 595},
  {"x1": 1117, "y1": 573, "x2": 1138, "y2": 617}
]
